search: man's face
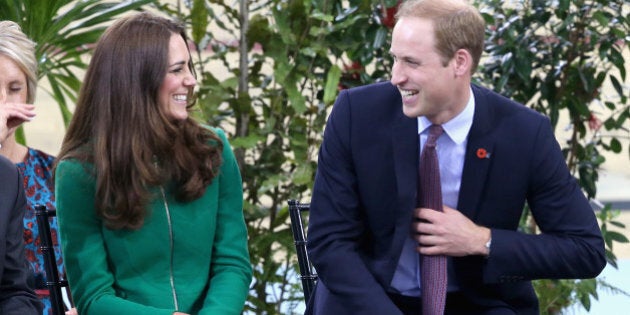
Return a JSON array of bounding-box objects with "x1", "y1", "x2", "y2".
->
[{"x1": 390, "y1": 17, "x2": 458, "y2": 121}]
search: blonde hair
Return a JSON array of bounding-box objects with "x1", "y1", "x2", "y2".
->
[
  {"x1": 0, "y1": 21, "x2": 38, "y2": 103},
  {"x1": 396, "y1": 0, "x2": 485, "y2": 74}
]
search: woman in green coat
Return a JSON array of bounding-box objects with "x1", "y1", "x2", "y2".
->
[{"x1": 55, "y1": 12, "x2": 252, "y2": 315}]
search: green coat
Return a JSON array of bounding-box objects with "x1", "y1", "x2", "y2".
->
[{"x1": 55, "y1": 128, "x2": 252, "y2": 315}]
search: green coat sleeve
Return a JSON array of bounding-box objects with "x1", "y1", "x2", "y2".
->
[{"x1": 199, "y1": 128, "x2": 252, "y2": 314}]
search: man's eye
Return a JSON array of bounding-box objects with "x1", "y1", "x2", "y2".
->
[{"x1": 406, "y1": 60, "x2": 419, "y2": 66}]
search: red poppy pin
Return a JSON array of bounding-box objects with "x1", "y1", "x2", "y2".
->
[{"x1": 476, "y1": 148, "x2": 490, "y2": 159}]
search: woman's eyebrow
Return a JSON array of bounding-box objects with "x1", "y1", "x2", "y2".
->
[{"x1": 169, "y1": 61, "x2": 187, "y2": 67}]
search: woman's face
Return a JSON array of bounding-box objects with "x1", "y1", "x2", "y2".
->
[
  {"x1": 0, "y1": 54, "x2": 28, "y2": 105},
  {"x1": 158, "y1": 33, "x2": 196, "y2": 121}
]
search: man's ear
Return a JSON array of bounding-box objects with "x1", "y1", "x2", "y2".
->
[{"x1": 452, "y1": 49, "x2": 472, "y2": 76}]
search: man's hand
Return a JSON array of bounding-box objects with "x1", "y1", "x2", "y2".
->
[{"x1": 412, "y1": 205, "x2": 491, "y2": 257}]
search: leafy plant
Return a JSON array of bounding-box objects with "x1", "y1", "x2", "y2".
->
[
  {"x1": 476, "y1": 0, "x2": 630, "y2": 313},
  {"x1": 158, "y1": 0, "x2": 629, "y2": 313},
  {"x1": 22, "y1": 0, "x2": 628, "y2": 313},
  {"x1": 153, "y1": 0, "x2": 399, "y2": 313},
  {"x1": 0, "y1": 0, "x2": 152, "y2": 143}
]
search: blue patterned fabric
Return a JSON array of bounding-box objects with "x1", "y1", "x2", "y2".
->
[{"x1": 16, "y1": 148, "x2": 64, "y2": 315}]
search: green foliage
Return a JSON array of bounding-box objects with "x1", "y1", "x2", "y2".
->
[
  {"x1": 23, "y1": 0, "x2": 628, "y2": 313},
  {"x1": 476, "y1": 0, "x2": 630, "y2": 313},
  {"x1": 161, "y1": 0, "x2": 629, "y2": 313},
  {"x1": 0, "y1": 0, "x2": 152, "y2": 127},
  {"x1": 153, "y1": 0, "x2": 398, "y2": 313}
]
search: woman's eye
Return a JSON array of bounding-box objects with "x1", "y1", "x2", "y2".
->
[{"x1": 9, "y1": 86, "x2": 23, "y2": 93}]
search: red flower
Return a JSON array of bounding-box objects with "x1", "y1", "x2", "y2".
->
[
  {"x1": 338, "y1": 60, "x2": 364, "y2": 91},
  {"x1": 476, "y1": 148, "x2": 489, "y2": 159},
  {"x1": 343, "y1": 61, "x2": 363, "y2": 80},
  {"x1": 380, "y1": 1, "x2": 402, "y2": 29},
  {"x1": 588, "y1": 112, "x2": 602, "y2": 131}
]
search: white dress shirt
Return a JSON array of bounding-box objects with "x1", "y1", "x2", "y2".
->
[{"x1": 390, "y1": 88, "x2": 475, "y2": 295}]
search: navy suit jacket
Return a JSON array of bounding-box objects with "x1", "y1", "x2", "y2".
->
[
  {"x1": 307, "y1": 82, "x2": 606, "y2": 314},
  {"x1": 0, "y1": 155, "x2": 42, "y2": 314}
]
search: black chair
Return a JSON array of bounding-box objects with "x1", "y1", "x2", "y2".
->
[
  {"x1": 288, "y1": 199, "x2": 318, "y2": 303},
  {"x1": 35, "y1": 204, "x2": 72, "y2": 315}
]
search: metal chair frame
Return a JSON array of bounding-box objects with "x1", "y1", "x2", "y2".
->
[
  {"x1": 35, "y1": 204, "x2": 71, "y2": 315},
  {"x1": 288, "y1": 199, "x2": 317, "y2": 303}
]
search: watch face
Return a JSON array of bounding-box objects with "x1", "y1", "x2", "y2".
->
[{"x1": 485, "y1": 237, "x2": 492, "y2": 256}]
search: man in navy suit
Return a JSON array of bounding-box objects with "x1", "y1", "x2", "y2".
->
[
  {"x1": 0, "y1": 155, "x2": 42, "y2": 314},
  {"x1": 306, "y1": 0, "x2": 606, "y2": 314}
]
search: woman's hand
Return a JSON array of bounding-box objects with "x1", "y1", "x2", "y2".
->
[
  {"x1": 0, "y1": 102, "x2": 35, "y2": 143},
  {"x1": 65, "y1": 307, "x2": 78, "y2": 315}
]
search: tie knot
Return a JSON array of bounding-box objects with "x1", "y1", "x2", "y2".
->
[{"x1": 426, "y1": 125, "x2": 443, "y2": 147}]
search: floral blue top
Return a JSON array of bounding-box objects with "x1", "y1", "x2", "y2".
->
[{"x1": 16, "y1": 147, "x2": 65, "y2": 315}]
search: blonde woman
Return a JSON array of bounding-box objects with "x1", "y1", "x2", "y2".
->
[{"x1": 0, "y1": 20, "x2": 76, "y2": 315}]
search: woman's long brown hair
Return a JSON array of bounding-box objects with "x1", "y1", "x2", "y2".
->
[{"x1": 56, "y1": 12, "x2": 223, "y2": 230}]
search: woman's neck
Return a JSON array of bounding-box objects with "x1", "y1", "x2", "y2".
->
[{"x1": 0, "y1": 137, "x2": 28, "y2": 163}]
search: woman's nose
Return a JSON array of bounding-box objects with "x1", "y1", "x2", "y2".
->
[
  {"x1": 0, "y1": 88, "x2": 6, "y2": 104},
  {"x1": 184, "y1": 74, "x2": 196, "y2": 87}
]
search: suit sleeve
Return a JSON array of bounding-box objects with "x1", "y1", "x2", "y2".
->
[
  {"x1": 308, "y1": 90, "x2": 403, "y2": 314},
  {"x1": 482, "y1": 117, "x2": 606, "y2": 283},
  {"x1": 0, "y1": 164, "x2": 42, "y2": 315}
]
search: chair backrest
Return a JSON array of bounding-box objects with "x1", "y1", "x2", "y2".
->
[
  {"x1": 287, "y1": 199, "x2": 317, "y2": 303},
  {"x1": 34, "y1": 204, "x2": 72, "y2": 315}
]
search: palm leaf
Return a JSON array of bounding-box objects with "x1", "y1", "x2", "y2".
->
[{"x1": 1, "y1": 0, "x2": 154, "y2": 132}]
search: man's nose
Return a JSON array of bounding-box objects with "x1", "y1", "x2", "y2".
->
[{"x1": 390, "y1": 63, "x2": 405, "y2": 86}]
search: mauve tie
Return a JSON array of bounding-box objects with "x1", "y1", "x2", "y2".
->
[{"x1": 418, "y1": 124, "x2": 447, "y2": 315}]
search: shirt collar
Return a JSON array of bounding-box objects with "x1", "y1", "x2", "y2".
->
[{"x1": 417, "y1": 87, "x2": 475, "y2": 145}]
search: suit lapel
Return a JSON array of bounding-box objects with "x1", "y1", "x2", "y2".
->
[
  {"x1": 389, "y1": 85, "x2": 497, "y2": 221},
  {"x1": 457, "y1": 86, "x2": 496, "y2": 220},
  {"x1": 392, "y1": 111, "x2": 419, "y2": 217}
]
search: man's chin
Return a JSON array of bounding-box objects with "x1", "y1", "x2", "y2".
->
[{"x1": 402, "y1": 105, "x2": 422, "y2": 118}]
